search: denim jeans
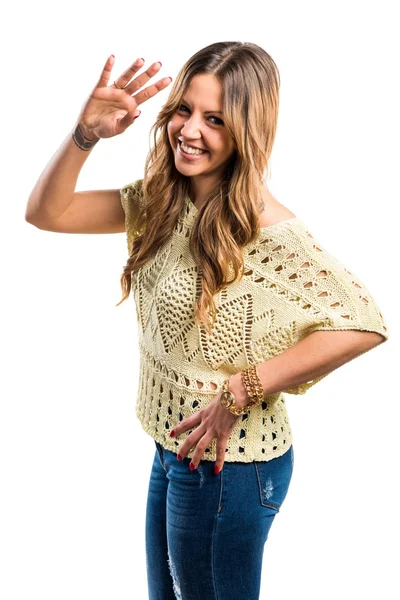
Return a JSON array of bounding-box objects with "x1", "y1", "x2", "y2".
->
[{"x1": 145, "y1": 440, "x2": 294, "y2": 600}]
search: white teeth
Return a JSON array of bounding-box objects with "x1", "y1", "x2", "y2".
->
[{"x1": 180, "y1": 141, "x2": 206, "y2": 155}]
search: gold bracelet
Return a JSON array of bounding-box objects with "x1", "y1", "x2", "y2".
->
[{"x1": 241, "y1": 365, "x2": 264, "y2": 406}]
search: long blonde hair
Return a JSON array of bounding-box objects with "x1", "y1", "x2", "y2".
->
[{"x1": 118, "y1": 41, "x2": 280, "y2": 334}]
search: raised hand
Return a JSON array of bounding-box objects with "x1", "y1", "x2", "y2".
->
[{"x1": 75, "y1": 55, "x2": 172, "y2": 141}]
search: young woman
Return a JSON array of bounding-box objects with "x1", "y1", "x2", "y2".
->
[{"x1": 26, "y1": 41, "x2": 389, "y2": 600}]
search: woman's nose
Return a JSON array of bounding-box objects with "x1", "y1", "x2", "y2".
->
[{"x1": 180, "y1": 115, "x2": 202, "y2": 138}]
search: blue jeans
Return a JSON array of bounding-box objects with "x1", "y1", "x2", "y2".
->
[{"x1": 145, "y1": 440, "x2": 294, "y2": 600}]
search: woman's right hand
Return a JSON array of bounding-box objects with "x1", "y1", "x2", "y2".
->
[{"x1": 76, "y1": 55, "x2": 172, "y2": 141}]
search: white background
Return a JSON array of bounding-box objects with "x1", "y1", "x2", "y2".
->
[{"x1": 1, "y1": 0, "x2": 398, "y2": 598}]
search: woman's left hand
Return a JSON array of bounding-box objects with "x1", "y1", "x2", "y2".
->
[{"x1": 169, "y1": 372, "x2": 248, "y2": 473}]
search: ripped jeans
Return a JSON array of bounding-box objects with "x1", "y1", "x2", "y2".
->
[{"x1": 145, "y1": 440, "x2": 294, "y2": 600}]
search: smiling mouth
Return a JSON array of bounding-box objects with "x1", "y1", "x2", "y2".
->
[{"x1": 178, "y1": 140, "x2": 208, "y2": 156}]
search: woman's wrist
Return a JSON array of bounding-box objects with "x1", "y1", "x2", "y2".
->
[
  {"x1": 72, "y1": 122, "x2": 100, "y2": 151},
  {"x1": 227, "y1": 372, "x2": 251, "y2": 410}
]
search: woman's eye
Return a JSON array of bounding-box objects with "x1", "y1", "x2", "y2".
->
[
  {"x1": 209, "y1": 117, "x2": 224, "y2": 126},
  {"x1": 178, "y1": 105, "x2": 223, "y2": 126}
]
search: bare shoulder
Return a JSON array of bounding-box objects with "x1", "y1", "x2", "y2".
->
[{"x1": 258, "y1": 189, "x2": 297, "y2": 228}]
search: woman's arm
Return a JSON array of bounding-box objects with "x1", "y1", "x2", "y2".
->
[
  {"x1": 25, "y1": 54, "x2": 170, "y2": 233},
  {"x1": 24, "y1": 123, "x2": 107, "y2": 230},
  {"x1": 230, "y1": 329, "x2": 385, "y2": 407}
]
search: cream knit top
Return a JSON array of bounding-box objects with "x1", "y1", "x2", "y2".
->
[{"x1": 120, "y1": 180, "x2": 389, "y2": 463}]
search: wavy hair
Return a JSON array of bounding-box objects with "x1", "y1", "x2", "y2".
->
[{"x1": 117, "y1": 41, "x2": 280, "y2": 334}]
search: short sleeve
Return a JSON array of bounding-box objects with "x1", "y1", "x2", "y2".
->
[
  {"x1": 120, "y1": 179, "x2": 145, "y2": 254},
  {"x1": 271, "y1": 221, "x2": 390, "y2": 395}
]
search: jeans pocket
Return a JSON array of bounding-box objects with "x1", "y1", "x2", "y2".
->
[
  {"x1": 253, "y1": 445, "x2": 294, "y2": 511},
  {"x1": 154, "y1": 440, "x2": 167, "y2": 472}
]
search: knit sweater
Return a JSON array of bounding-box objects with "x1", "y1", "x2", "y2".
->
[{"x1": 120, "y1": 179, "x2": 389, "y2": 462}]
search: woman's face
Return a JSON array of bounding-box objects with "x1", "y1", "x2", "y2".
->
[{"x1": 167, "y1": 73, "x2": 235, "y2": 189}]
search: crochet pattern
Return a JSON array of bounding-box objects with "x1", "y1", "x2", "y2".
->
[{"x1": 120, "y1": 180, "x2": 389, "y2": 462}]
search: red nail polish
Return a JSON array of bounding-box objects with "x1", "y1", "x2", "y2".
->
[
  {"x1": 189, "y1": 462, "x2": 195, "y2": 471},
  {"x1": 170, "y1": 430, "x2": 175, "y2": 438},
  {"x1": 177, "y1": 453, "x2": 182, "y2": 461},
  {"x1": 214, "y1": 465, "x2": 221, "y2": 475}
]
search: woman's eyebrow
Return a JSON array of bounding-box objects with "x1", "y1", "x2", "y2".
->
[{"x1": 181, "y1": 99, "x2": 223, "y2": 114}]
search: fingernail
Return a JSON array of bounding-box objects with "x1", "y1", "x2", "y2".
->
[
  {"x1": 177, "y1": 453, "x2": 182, "y2": 461},
  {"x1": 158, "y1": 61, "x2": 162, "y2": 66},
  {"x1": 169, "y1": 430, "x2": 175, "y2": 438},
  {"x1": 214, "y1": 465, "x2": 221, "y2": 475},
  {"x1": 111, "y1": 54, "x2": 115, "y2": 59},
  {"x1": 189, "y1": 462, "x2": 195, "y2": 471},
  {"x1": 134, "y1": 110, "x2": 141, "y2": 119}
]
